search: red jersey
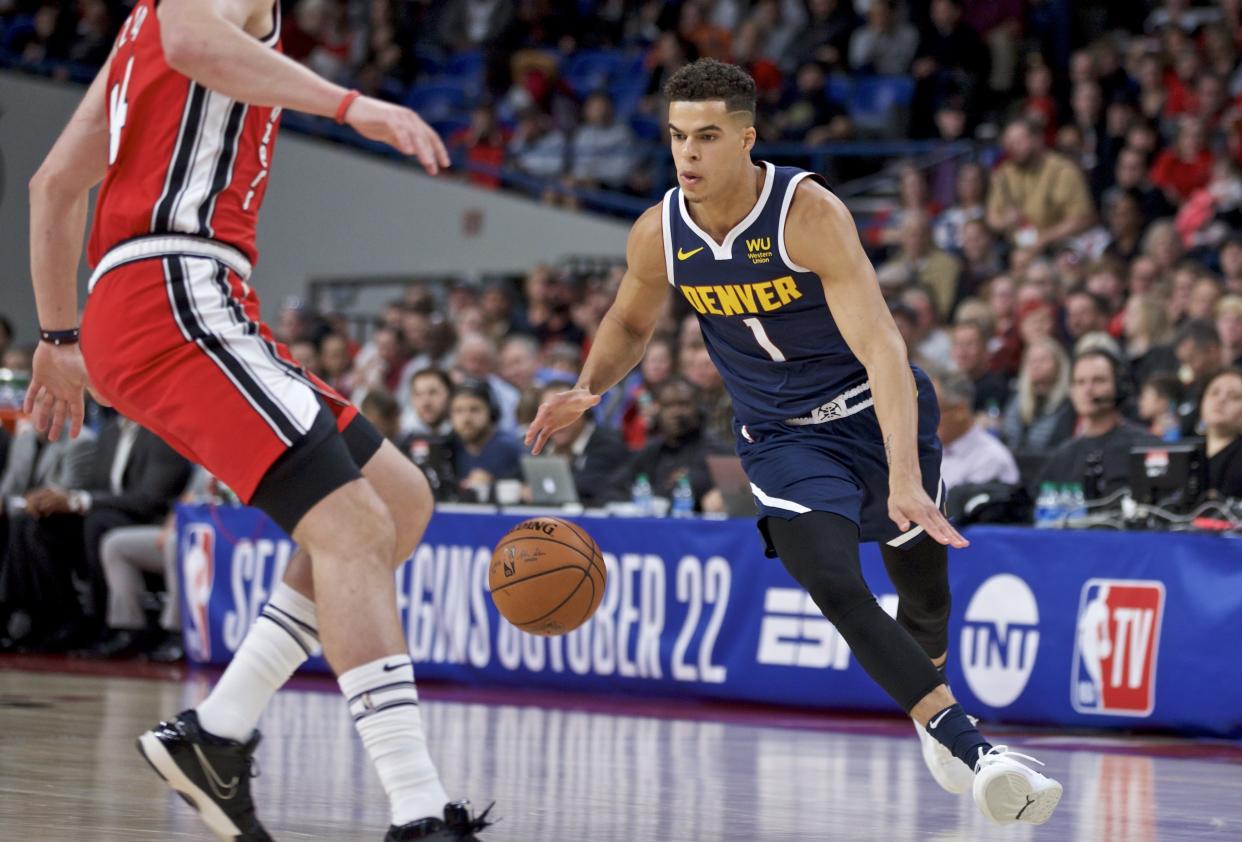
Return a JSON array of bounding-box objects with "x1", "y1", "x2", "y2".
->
[{"x1": 87, "y1": 0, "x2": 283, "y2": 268}]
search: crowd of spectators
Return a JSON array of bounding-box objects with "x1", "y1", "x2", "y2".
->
[{"x1": 5, "y1": 0, "x2": 1242, "y2": 656}]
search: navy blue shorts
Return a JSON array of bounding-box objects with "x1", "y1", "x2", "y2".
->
[{"x1": 736, "y1": 367, "x2": 944, "y2": 549}]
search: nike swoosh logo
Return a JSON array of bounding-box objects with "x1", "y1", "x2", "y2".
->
[
  {"x1": 677, "y1": 246, "x2": 704, "y2": 260},
  {"x1": 927, "y1": 709, "x2": 951, "y2": 730},
  {"x1": 381, "y1": 662, "x2": 406, "y2": 672},
  {"x1": 192, "y1": 745, "x2": 240, "y2": 802}
]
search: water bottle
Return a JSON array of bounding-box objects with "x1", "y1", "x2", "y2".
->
[
  {"x1": 1161, "y1": 410, "x2": 1181, "y2": 442},
  {"x1": 1034, "y1": 482, "x2": 1057, "y2": 528},
  {"x1": 1066, "y1": 483, "x2": 1087, "y2": 523},
  {"x1": 671, "y1": 476, "x2": 695, "y2": 518},
  {"x1": 631, "y1": 473, "x2": 654, "y2": 517}
]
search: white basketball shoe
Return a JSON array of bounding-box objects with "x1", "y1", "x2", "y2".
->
[
  {"x1": 914, "y1": 718, "x2": 976, "y2": 795},
  {"x1": 972, "y1": 745, "x2": 1064, "y2": 825}
]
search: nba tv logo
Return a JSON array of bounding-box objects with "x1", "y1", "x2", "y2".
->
[
  {"x1": 1071, "y1": 579, "x2": 1165, "y2": 717},
  {"x1": 182, "y1": 524, "x2": 216, "y2": 661}
]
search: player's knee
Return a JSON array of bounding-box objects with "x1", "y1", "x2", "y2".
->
[
  {"x1": 390, "y1": 468, "x2": 433, "y2": 564},
  {"x1": 298, "y1": 481, "x2": 396, "y2": 568}
]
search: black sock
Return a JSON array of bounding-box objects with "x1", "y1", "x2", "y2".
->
[{"x1": 926, "y1": 703, "x2": 991, "y2": 770}]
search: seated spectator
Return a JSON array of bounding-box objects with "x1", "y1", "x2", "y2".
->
[
  {"x1": 1137, "y1": 372, "x2": 1183, "y2": 440},
  {"x1": 933, "y1": 371, "x2": 1019, "y2": 491},
  {"x1": 869, "y1": 163, "x2": 938, "y2": 250},
  {"x1": 1187, "y1": 274, "x2": 1223, "y2": 322},
  {"x1": 1176, "y1": 159, "x2": 1242, "y2": 252},
  {"x1": 786, "y1": 0, "x2": 857, "y2": 73},
  {"x1": 1150, "y1": 116, "x2": 1214, "y2": 206},
  {"x1": 616, "y1": 338, "x2": 675, "y2": 450},
  {"x1": 909, "y1": 0, "x2": 990, "y2": 137},
  {"x1": 2, "y1": 416, "x2": 192, "y2": 651},
  {"x1": 681, "y1": 345, "x2": 734, "y2": 445},
  {"x1": 400, "y1": 367, "x2": 454, "y2": 441},
  {"x1": 1036, "y1": 350, "x2": 1157, "y2": 499},
  {"x1": 498, "y1": 335, "x2": 542, "y2": 394},
  {"x1": 614, "y1": 378, "x2": 724, "y2": 512},
  {"x1": 318, "y1": 333, "x2": 354, "y2": 395},
  {"x1": 949, "y1": 320, "x2": 1010, "y2": 418},
  {"x1": 1001, "y1": 337, "x2": 1076, "y2": 457},
  {"x1": 569, "y1": 93, "x2": 638, "y2": 191},
  {"x1": 878, "y1": 210, "x2": 961, "y2": 320},
  {"x1": 1200, "y1": 368, "x2": 1242, "y2": 498},
  {"x1": 933, "y1": 163, "x2": 988, "y2": 254},
  {"x1": 1141, "y1": 219, "x2": 1186, "y2": 276},
  {"x1": 452, "y1": 333, "x2": 520, "y2": 432},
  {"x1": 1220, "y1": 236, "x2": 1242, "y2": 295},
  {"x1": 986, "y1": 117, "x2": 1096, "y2": 253},
  {"x1": 449, "y1": 380, "x2": 523, "y2": 503},
  {"x1": 360, "y1": 389, "x2": 402, "y2": 442},
  {"x1": 900, "y1": 286, "x2": 953, "y2": 371},
  {"x1": 848, "y1": 0, "x2": 917, "y2": 76},
  {"x1": 531, "y1": 383, "x2": 629, "y2": 508},
  {"x1": 775, "y1": 61, "x2": 851, "y2": 145},
  {"x1": 954, "y1": 220, "x2": 1004, "y2": 310},
  {"x1": 1217, "y1": 295, "x2": 1242, "y2": 367},
  {"x1": 1174, "y1": 320, "x2": 1226, "y2": 435},
  {"x1": 508, "y1": 109, "x2": 567, "y2": 180},
  {"x1": 1100, "y1": 188, "x2": 1148, "y2": 265},
  {"x1": 1122, "y1": 292, "x2": 1178, "y2": 388},
  {"x1": 1063, "y1": 289, "x2": 1112, "y2": 346},
  {"x1": 449, "y1": 104, "x2": 509, "y2": 190},
  {"x1": 350, "y1": 324, "x2": 408, "y2": 401},
  {"x1": 1106, "y1": 145, "x2": 1175, "y2": 223},
  {"x1": 90, "y1": 466, "x2": 214, "y2": 662}
]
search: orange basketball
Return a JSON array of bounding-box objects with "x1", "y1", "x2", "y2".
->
[{"x1": 489, "y1": 517, "x2": 607, "y2": 636}]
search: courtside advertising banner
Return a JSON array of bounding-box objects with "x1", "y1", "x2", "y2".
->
[{"x1": 177, "y1": 506, "x2": 1242, "y2": 737}]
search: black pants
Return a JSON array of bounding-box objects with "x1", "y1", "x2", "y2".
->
[{"x1": 763, "y1": 511, "x2": 950, "y2": 713}]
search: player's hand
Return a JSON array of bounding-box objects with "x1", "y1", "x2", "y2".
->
[
  {"x1": 24, "y1": 342, "x2": 93, "y2": 441},
  {"x1": 345, "y1": 96, "x2": 451, "y2": 175},
  {"x1": 525, "y1": 387, "x2": 600, "y2": 455},
  {"x1": 888, "y1": 479, "x2": 968, "y2": 548}
]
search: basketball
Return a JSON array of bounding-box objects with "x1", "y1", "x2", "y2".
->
[{"x1": 489, "y1": 517, "x2": 607, "y2": 636}]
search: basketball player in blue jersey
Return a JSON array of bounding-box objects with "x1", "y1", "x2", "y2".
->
[{"x1": 527, "y1": 59, "x2": 1063, "y2": 826}]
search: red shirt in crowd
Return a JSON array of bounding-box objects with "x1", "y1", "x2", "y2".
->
[{"x1": 1149, "y1": 147, "x2": 1215, "y2": 202}]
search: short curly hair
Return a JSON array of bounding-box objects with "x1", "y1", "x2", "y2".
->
[{"x1": 663, "y1": 59, "x2": 756, "y2": 117}]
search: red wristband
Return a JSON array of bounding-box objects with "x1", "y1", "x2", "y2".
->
[{"x1": 334, "y1": 89, "x2": 361, "y2": 125}]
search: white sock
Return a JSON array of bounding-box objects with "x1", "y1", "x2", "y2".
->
[
  {"x1": 196, "y1": 583, "x2": 320, "y2": 741},
  {"x1": 339, "y1": 655, "x2": 448, "y2": 826}
]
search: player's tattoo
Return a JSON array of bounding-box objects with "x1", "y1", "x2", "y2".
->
[{"x1": 884, "y1": 434, "x2": 893, "y2": 465}]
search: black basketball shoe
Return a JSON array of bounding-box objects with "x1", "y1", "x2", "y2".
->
[
  {"x1": 135, "y1": 709, "x2": 272, "y2": 841},
  {"x1": 384, "y1": 800, "x2": 494, "y2": 841}
]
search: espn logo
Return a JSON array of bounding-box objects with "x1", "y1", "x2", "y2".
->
[
  {"x1": 1071, "y1": 579, "x2": 1165, "y2": 717},
  {"x1": 756, "y1": 587, "x2": 896, "y2": 669}
]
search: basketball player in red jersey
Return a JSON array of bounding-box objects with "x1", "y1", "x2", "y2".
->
[{"x1": 26, "y1": 0, "x2": 488, "y2": 839}]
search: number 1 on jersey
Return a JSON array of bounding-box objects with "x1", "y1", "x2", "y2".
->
[
  {"x1": 108, "y1": 56, "x2": 135, "y2": 165},
  {"x1": 742, "y1": 317, "x2": 786, "y2": 361}
]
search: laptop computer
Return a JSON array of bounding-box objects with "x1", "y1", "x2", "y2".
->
[
  {"x1": 521, "y1": 456, "x2": 580, "y2": 506},
  {"x1": 706, "y1": 455, "x2": 759, "y2": 517}
]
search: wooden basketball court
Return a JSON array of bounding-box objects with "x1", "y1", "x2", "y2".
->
[{"x1": 1, "y1": 661, "x2": 1240, "y2": 840}]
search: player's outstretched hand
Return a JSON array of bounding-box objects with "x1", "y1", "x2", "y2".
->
[
  {"x1": 24, "y1": 342, "x2": 93, "y2": 441},
  {"x1": 525, "y1": 387, "x2": 601, "y2": 455},
  {"x1": 345, "y1": 96, "x2": 450, "y2": 175},
  {"x1": 888, "y1": 480, "x2": 969, "y2": 548}
]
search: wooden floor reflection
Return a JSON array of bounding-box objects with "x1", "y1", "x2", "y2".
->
[{"x1": 1, "y1": 668, "x2": 1239, "y2": 841}]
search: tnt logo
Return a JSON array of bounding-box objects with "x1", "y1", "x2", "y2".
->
[
  {"x1": 1071, "y1": 579, "x2": 1164, "y2": 717},
  {"x1": 182, "y1": 524, "x2": 216, "y2": 661},
  {"x1": 961, "y1": 574, "x2": 1040, "y2": 707}
]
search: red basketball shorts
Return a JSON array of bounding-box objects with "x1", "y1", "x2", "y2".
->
[{"x1": 81, "y1": 236, "x2": 359, "y2": 504}]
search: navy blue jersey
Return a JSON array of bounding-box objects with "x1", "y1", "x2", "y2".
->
[{"x1": 661, "y1": 162, "x2": 868, "y2": 425}]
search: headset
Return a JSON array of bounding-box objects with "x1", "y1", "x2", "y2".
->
[
  {"x1": 454, "y1": 378, "x2": 501, "y2": 424},
  {"x1": 1072, "y1": 346, "x2": 1131, "y2": 409}
]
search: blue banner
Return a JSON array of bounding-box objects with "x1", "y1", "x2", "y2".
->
[{"x1": 176, "y1": 505, "x2": 1242, "y2": 737}]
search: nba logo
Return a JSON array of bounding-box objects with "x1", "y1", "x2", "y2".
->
[
  {"x1": 1071, "y1": 579, "x2": 1165, "y2": 717},
  {"x1": 182, "y1": 524, "x2": 216, "y2": 661}
]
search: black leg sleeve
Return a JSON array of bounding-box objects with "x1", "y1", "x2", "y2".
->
[
  {"x1": 879, "y1": 537, "x2": 951, "y2": 661},
  {"x1": 764, "y1": 512, "x2": 944, "y2": 713}
]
